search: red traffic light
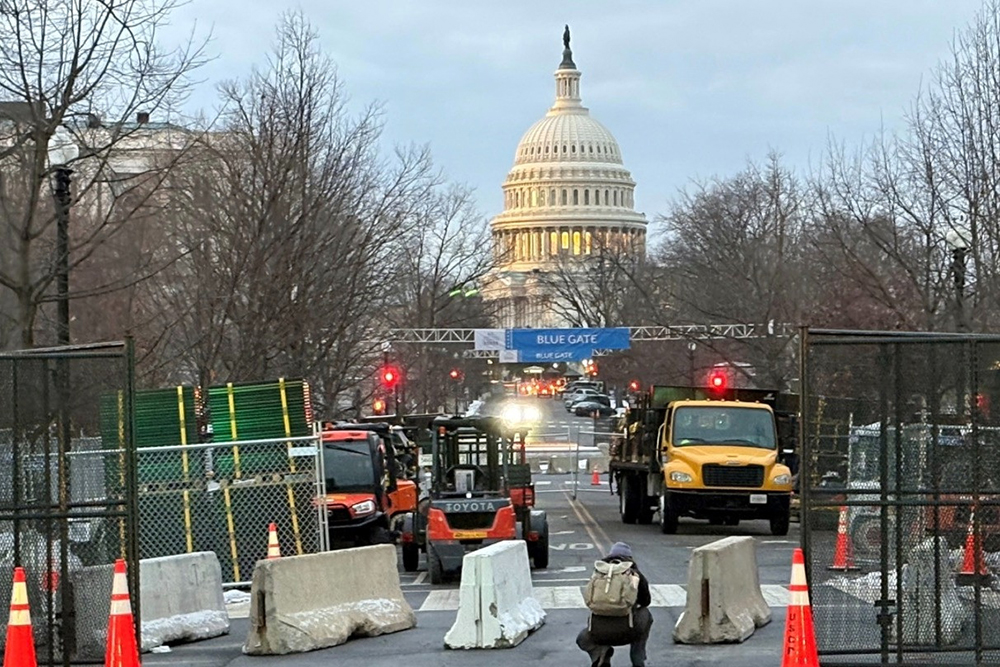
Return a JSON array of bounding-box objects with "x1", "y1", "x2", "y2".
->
[
  {"x1": 629, "y1": 380, "x2": 640, "y2": 392},
  {"x1": 449, "y1": 368, "x2": 462, "y2": 380},
  {"x1": 380, "y1": 366, "x2": 400, "y2": 388},
  {"x1": 708, "y1": 370, "x2": 727, "y2": 391}
]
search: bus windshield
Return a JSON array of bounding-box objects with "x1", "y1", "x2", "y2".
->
[{"x1": 672, "y1": 406, "x2": 776, "y2": 449}]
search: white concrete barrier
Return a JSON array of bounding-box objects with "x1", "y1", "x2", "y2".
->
[
  {"x1": 243, "y1": 544, "x2": 416, "y2": 655},
  {"x1": 673, "y1": 536, "x2": 771, "y2": 644},
  {"x1": 139, "y1": 552, "x2": 229, "y2": 651},
  {"x1": 70, "y1": 551, "x2": 229, "y2": 658},
  {"x1": 444, "y1": 540, "x2": 545, "y2": 649}
]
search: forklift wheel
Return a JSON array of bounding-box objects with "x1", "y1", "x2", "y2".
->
[
  {"x1": 427, "y1": 542, "x2": 444, "y2": 584},
  {"x1": 402, "y1": 542, "x2": 420, "y2": 572},
  {"x1": 532, "y1": 521, "x2": 550, "y2": 569}
]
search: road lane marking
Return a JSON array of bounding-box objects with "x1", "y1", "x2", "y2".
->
[
  {"x1": 420, "y1": 589, "x2": 461, "y2": 611},
  {"x1": 566, "y1": 491, "x2": 612, "y2": 553}
]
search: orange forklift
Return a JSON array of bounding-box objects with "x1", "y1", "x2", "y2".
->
[
  {"x1": 399, "y1": 414, "x2": 549, "y2": 582},
  {"x1": 320, "y1": 422, "x2": 418, "y2": 548}
]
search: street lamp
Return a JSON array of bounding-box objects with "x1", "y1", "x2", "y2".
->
[
  {"x1": 687, "y1": 342, "x2": 697, "y2": 386},
  {"x1": 947, "y1": 226, "x2": 970, "y2": 417},
  {"x1": 946, "y1": 228, "x2": 969, "y2": 333},
  {"x1": 47, "y1": 125, "x2": 79, "y2": 346}
]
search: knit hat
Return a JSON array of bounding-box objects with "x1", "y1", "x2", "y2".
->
[{"x1": 607, "y1": 541, "x2": 633, "y2": 560}]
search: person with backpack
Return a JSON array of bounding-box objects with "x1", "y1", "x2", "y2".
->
[{"x1": 578, "y1": 542, "x2": 653, "y2": 667}]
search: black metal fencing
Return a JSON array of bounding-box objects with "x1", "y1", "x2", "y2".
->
[
  {"x1": 0, "y1": 342, "x2": 137, "y2": 665},
  {"x1": 801, "y1": 329, "x2": 1000, "y2": 665}
]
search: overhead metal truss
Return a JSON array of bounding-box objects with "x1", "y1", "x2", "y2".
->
[{"x1": 385, "y1": 322, "x2": 793, "y2": 346}]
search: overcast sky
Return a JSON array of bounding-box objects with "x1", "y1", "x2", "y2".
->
[{"x1": 167, "y1": 1, "x2": 985, "y2": 226}]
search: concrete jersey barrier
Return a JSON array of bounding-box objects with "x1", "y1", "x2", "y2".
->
[
  {"x1": 673, "y1": 536, "x2": 771, "y2": 644},
  {"x1": 71, "y1": 551, "x2": 229, "y2": 658},
  {"x1": 444, "y1": 540, "x2": 545, "y2": 649},
  {"x1": 243, "y1": 544, "x2": 416, "y2": 655}
]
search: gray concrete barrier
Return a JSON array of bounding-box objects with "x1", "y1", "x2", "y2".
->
[
  {"x1": 243, "y1": 544, "x2": 415, "y2": 655},
  {"x1": 444, "y1": 540, "x2": 545, "y2": 649},
  {"x1": 71, "y1": 551, "x2": 229, "y2": 659},
  {"x1": 673, "y1": 536, "x2": 771, "y2": 644}
]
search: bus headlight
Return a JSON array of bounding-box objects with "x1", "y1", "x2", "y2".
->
[
  {"x1": 670, "y1": 471, "x2": 692, "y2": 483},
  {"x1": 773, "y1": 474, "x2": 791, "y2": 486}
]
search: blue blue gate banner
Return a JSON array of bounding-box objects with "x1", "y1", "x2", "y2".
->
[{"x1": 505, "y1": 328, "x2": 630, "y2": 362}]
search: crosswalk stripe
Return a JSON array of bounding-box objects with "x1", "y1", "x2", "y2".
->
[{"x1": 416, "y1": 584, "x2": 790, "y2": 612}]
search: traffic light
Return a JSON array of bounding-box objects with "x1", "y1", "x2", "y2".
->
[
  {"x1": 449, "y1": 368, "x2": 463, "y2": 381},
  {"x1": 380, "y1": 366, "x2": 400, "y2": 389},
  {"x1": 708, "y1": 369, "x2": 727, "y2": 392},
  {"x1": 629, "y1": 380, "x2": 640, "y2": 392},
  {"x1": 372, "y1": 398, "x2": 386, "y2": 415}
]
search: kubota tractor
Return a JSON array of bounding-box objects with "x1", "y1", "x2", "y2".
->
[
  {"x1": 320, "y1": 422, "x2": 418, "y2": 548},
  {"x1": 398, "y1": 414, "x2": 549, "y2": 582}
]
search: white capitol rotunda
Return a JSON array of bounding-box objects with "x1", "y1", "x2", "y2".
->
[{"x1": 483, "y1": 26, "x2": 647, "y2": 328}]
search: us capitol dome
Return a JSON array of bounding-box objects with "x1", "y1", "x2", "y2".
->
[{"x1": 483, "y1": 26, "x2": 647, "y2": 328}]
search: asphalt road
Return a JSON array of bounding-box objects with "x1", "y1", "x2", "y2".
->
[{"x1": 147, "y1": 397, "x2": 801, "y2": 667}]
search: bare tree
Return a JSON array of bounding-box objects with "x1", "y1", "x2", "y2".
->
[
  {"x1": 385, "y1": 183, "x2": 493, "y2": 412},
  {"x1": 0, "y1": 0, "x2": 206, "y2": 347},
  {"x1": 653, "y1": 154, "x2": 806, "y2": 387},
  {"x1": 135, "y1": 12, "x2": 442, "y2": 417}
]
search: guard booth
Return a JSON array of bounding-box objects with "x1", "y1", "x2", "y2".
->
[{"x1": 801, "y1": 329, "x2": 1000, "y2": 665}]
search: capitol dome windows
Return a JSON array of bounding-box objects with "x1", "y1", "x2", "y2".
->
[
  {"x1": 584, "y1": 190, "x2": 589, "y2": 205},
  {"x1": 573, "y1": 189, "x2": 579, "y2": 205}
]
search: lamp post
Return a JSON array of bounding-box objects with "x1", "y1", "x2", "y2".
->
[
  {"x1": 947, "y1": 227, "x2": 970, "y2": 417},
  {"x1": 48, "y1": 125, "x2": 79, "y2": 346},
  {"x1": 46, "y1": 124, "x2": 79, "y2": 653},
  {"x1": 687, "y1": 342, "x2": 697, "y2": 386}
]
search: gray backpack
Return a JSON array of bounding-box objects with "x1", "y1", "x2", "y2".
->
[{"x1": 583, "y1": 559, "x2": 639, "y2": 617}]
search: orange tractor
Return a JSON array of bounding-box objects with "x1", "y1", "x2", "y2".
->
[
  {"x1": 320, "y1": 423, "x2": 418, "y2": 548},
  {"x1": 398, "y1": 414, "x2": 549, "y2": 582}
]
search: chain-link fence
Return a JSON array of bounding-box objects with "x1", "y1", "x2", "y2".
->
[
  {"x1": 802, "y1": 329, "x2": 1000, "y2": 665},
  {"x1": 0, "y1": 342, "x2": 138, "y2": 666},
  {"x1": 136, "y1": 435, "x2": 326, "y2": 586}
]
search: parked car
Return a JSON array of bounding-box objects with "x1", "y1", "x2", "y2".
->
[
  {"x1": 564, "y1": 387, "x2": 601, "y2": 410},
  {"x1": 573, "y1": 399, "x2": 616, "y2": 417}
]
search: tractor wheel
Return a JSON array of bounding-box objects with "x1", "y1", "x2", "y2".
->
[
  {"x1": 533, "y1": 520, "x2": 550, "y2": 569},
  {"x1": 427, "y1": 542, "x2": 444, "y2": 584},
  {"x1": 402, "y1": 542, "x2": 420, "y2": 572}
]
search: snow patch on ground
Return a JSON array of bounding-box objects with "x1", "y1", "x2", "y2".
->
[{"x1": 141, "y1": 609, "x2": 230, "y2": 652}]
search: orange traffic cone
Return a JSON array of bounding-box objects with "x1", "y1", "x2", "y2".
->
[
  {"x1": 3, "y1": 567, "x2": 37, "y2": 667},
  {"x1": 591, "y1": 469, "x2": 601, "y2": 486},
  {"x1": 828, "y1": 506, "x2": 858, "y2": 571},
  {"x1": 782, "y1": 548, "x2": 819, "y2": 667},
  {"x1": 958, "y1": 508, "x2": 991, "y2": 586},
  {"x1": 105, "y1": 559, "x2": 139, "y2": 667},
  {"x1": 266, "y1": 522, "x2": 281, "y2": 559}
]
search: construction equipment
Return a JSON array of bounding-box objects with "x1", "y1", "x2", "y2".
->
[
  {"x1": 319, "y1": 422, "x2": 418, "y2": 549},
  {"x1": 400, "y1": 413, "x2": 549, "y2": 583},
  {"x1": 609, "y1": 383, "x2": 797, "y2": 535}
]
